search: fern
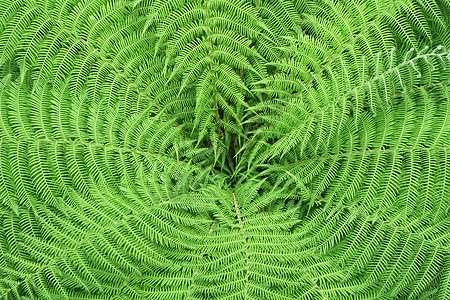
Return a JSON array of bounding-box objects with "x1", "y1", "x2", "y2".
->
[{"x1": 0, "y1": 0, "x2": 449, "y2": 299}]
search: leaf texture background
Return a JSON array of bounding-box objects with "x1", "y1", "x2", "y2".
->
[{"x1": 0, "y1": 0, "x2": 449, "y2": 299}]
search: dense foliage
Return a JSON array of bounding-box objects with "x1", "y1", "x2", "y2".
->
[{"x1": 0, "y1": 0, "x2": 450, "y2": 298}]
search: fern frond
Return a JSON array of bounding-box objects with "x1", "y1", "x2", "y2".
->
[{"x1": 1, "y1": 0, "x2": 449, "y2": 298}]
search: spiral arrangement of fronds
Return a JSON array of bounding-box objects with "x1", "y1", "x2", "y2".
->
[{"x1": 0, "y1": 0, "x2": 449, "y2": 299}]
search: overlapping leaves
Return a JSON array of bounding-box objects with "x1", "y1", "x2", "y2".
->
[{"x1": 0, "y1": 0, "x2": 449, "y2": 299}]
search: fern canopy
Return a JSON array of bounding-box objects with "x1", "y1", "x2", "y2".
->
[{"x1": 0, "y1": 0, "x2": 450, "y2": 299}]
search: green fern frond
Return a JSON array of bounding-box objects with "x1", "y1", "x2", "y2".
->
[{"x1": 0, "y1": 0, "x2": 449, "y2": 298}]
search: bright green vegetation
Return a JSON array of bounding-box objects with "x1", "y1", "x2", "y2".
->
[{"x1": 0, "y1": 0, "x2": 450, "y2": 299}]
